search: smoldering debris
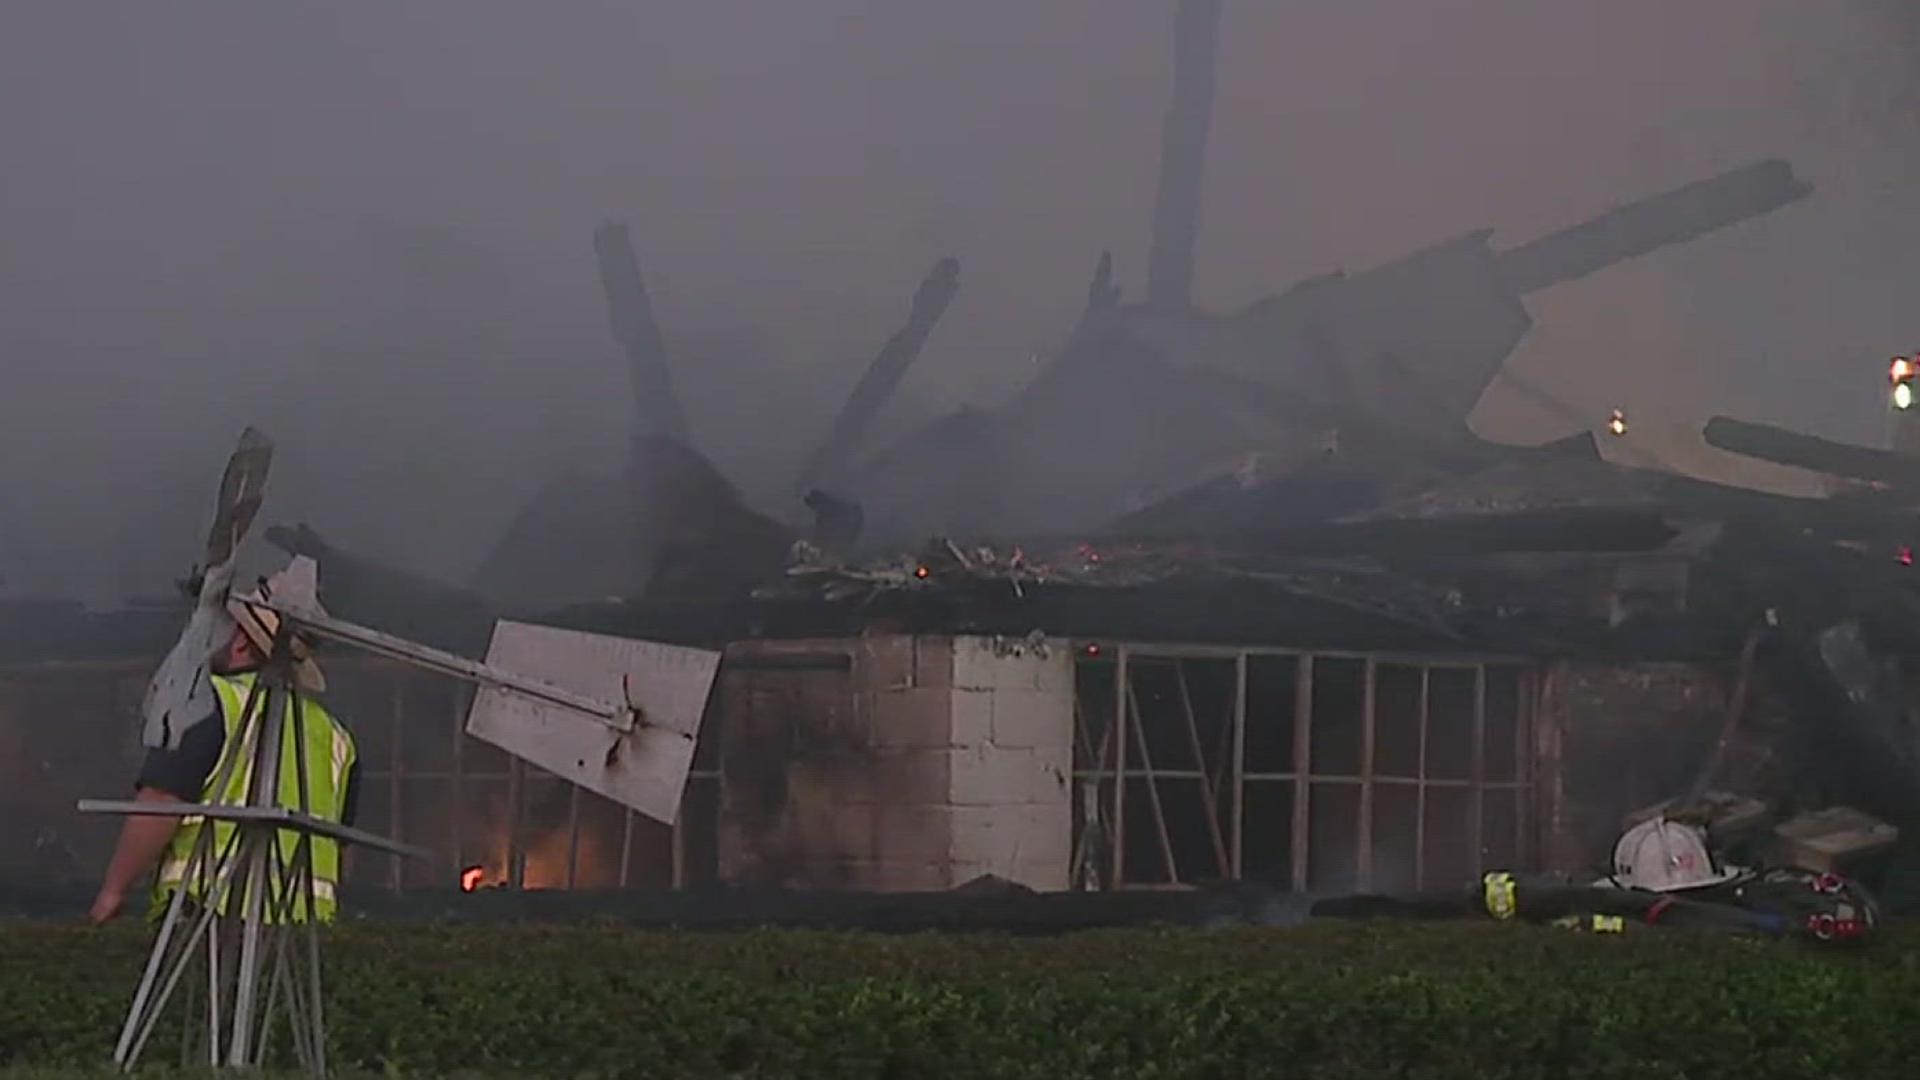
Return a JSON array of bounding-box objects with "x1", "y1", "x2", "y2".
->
[{"x1": 17, "y1": 1, "x2": 1920, "y2": 919}]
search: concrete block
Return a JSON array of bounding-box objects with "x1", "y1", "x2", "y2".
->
[
  {"x1": 954, "y1": 635, "x2": 1073, "y2": 692},
  {"x1": 1033, "y1": 650, "x2": 1074, "y2": 696},
  {"x1": 786, "y1": 784, "x2": 873, "y2": 861},
  {"x1": 949, "y1": 745, "x2": 1059, "y2": 807},
  {"x1": 911, "y1": 636, "x2": 954, "y2": 690},
  {"x1": 866, "y1": 688, "x2": 955, "y2": 749},
  {"x1": 954, "y1": 802, "x2": 1070, "y2": 863},
  {"x1": 1030, "y1": 739, "x2": 1072, "y2": 781},
  {"x1": 954, "y1": 635, "x2": 1058, "y2": 691},
  {"x1": 1010, "y1": 804, "x2": 1073, "y2": 867},
  {"x1": 872, "y1": 804, "x2": 957, "y2": 864},
  {"x1": 853, "y1": 635, "x2": 916, "y2": 691},
  {"x1": 990, "y1": 688, "x2": 1071, "y2": 749},
  {"x1": 787, "y1": 680, "x2": 868, "y2": 749},
  {"x1": 951, "y1": 688, "x2": 993, "y2": 746},
  {"x1": 948, "y1": 805, "x2": 1025, "y2": 866},
  {"x1": 823, "y1": 803, "x2": 879, "y2": 859},
  {"x1": 868, "y1": 749, "x2": 953, "y2": 807},
  {"x1": 951, "y1": 636, "x2": 999, "y2": 691}
]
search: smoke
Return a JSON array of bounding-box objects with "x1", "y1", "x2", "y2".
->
[{"x1": 1, "y1": 1, "x2": 1916, "y2": 603}]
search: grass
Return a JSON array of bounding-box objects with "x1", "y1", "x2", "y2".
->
[{"x1": 3, "y1": 920, "x2": 1917, "y2": 1078}]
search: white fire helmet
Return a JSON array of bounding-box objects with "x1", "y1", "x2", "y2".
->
[{"x1": 1611, "y1": 818, "x2": 1742, "y2": 892}]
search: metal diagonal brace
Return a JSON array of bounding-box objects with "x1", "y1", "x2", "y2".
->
[{"x1": 255, "y1": 600, "x2": 639, "y2": 733}]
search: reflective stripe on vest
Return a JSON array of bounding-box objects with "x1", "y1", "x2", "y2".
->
[{"x1": 152, "y1": 673, "x2": 355, "y2": 924}]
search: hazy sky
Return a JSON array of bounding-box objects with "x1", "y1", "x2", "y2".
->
[{"x1": 3, "y1": 1, "x2": 1917, "y2": 602}]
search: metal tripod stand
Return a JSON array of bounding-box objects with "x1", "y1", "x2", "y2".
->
[{"x1": 81, "y1": 652, "x2": 422, "y2": 1074}]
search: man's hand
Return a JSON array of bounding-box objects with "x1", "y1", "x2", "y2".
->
[{"x1": 88, "y1": 888, "x2": 125, "y2": 925}]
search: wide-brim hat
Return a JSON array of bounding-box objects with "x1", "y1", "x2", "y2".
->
[{"x1": 226, "y1": 589, "x2": 326, "y2": 694}]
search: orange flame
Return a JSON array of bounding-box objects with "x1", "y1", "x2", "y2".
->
[{"x1": 460, "y1": 865, "x2": 485, "y2": 892}]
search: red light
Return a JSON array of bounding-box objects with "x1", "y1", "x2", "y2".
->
[
  {"x1": 1899, "y1": 547, "x2": 1913, "y2": 567},
  {"x1": 914, "y1": 565, "x2": 931, "y2": 579},
  {"x1": 1084, "y1": 643, "x2": 1101, "y2": 657},
  {"x1": 460, "y1": 866, "x2": 485, "y2": 892},
  {"x1": 1893, "y1": 358, "x2": 1912, "y2": 382}
]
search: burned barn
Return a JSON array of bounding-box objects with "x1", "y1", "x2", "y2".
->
[
  {"x1": 6, "y1": 0, "x2": 1912, "y2": 920},
  {"x1": 11, "y1": 425, "x2": 1913, "y2": 908}
]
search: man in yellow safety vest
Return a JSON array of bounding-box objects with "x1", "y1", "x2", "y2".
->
[{"x1": 89, "y1": 592, "x2": 359, "y2": 924}]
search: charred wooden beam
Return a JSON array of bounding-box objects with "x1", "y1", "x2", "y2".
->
[
  {"x1": 1145, "y1": 0, "x2": 1223, "y2": 313},
  {"x1": 802, "y1": 488, "x2": 864, "y2": 556},
  {"x1": 593, "y1": 222, "x2": 690, "y2": 447},
  {"x1": 795, "y1": 257, "x2": 960, "y2": 494},
  {"x1": 1262, "y1": 507, "x2": 1679, "y2": 556},
  {"x1": 1704, "y1": 416, "x2": 1920, "y2": 489},
  {"x1": 1086, "y1": 250, "x2": 1120, "y2": 314},
  {"x1": 1497, "y1": 160, "x2": 1811, "y2": 295}
]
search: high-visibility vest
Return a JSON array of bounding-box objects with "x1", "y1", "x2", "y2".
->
[{"x1": 152, "y1": 673, "x2": 356, "y2": 923}]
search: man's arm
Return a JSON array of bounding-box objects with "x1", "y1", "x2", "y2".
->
[
  {"x1": 89, "y1": 787, "x2": 187, "y2": 925},
  {"x1": 90, "y1": 712, "x2": 224, "y2": 924}
]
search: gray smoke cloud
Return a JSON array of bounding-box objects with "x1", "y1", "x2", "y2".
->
[{"x1": 1, "y1": 1, "x2": 1915, "y2": 603}]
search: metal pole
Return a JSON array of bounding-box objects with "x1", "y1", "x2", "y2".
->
[
  {"x1": 1291, "y1": 655, "x2": 1313, "y2": 892},
  {"x1": 1231, "y1": 652, "x2": 1246, "y2": 880},
  {"x1": 621, "y1": 809, "x2": 636, "y2": 889},
  {"x1": 507, "y1": 758, "x2": 525, "y2": 889},
  {"x1": 1471, "y1": 666, "x2": 1487, "y2": 876},
  {"x1": 566, "y1": 784, "x2": 582, "y2": 890},
  {"x1": 227, "y1": 678, "x2": 286, "y2": 1066},
  {"x1": 289, "y1": 682, "x2": 327, "y2": 1076},
  {"x1": 1415, "y1": 667, "x2": 1430, "y2": 890},
  {"x1": 389, "y1": 685, "x2": 404, "y2": 893},
  {"x1": 206, "y1": 914, "x2": 222, "y2": 1066},
  {"x1": 451, "y1": 687, "x2": 466, "y2": 879},
  {"x1": 1358, "y1": 657, "x2": 1376, "y2": 891},
  {"x1": 1111, "y1": 650, "x2": 1128, "y2": 887}
]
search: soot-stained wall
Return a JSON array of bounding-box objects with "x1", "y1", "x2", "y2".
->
[
  {"x1": 1537, "y1": 659, "x2": 1784, "y2": 875},
  {"x1": 716, "y1": 635, "x2": 1072, "y2": 891}
]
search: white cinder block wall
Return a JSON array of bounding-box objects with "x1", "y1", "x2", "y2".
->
[
  {"x1": 716, "y1": 635, "x2": 1074, "y2": 891},
  {"x1": 945, "y1": 636, "x2": 1074, "y2": 889}
]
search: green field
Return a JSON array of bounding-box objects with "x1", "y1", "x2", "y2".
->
[{"x1": 4, "y1": 921, "x2": 1918, "y2": 1079}]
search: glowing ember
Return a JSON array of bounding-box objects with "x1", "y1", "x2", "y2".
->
[{"x1": 460, "y1": 866, "x2": 485, "y2": 892}]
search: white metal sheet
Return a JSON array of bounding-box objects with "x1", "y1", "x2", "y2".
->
[{"x1": 464, "y1": 621, "x2": 720, "y2": 824}]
